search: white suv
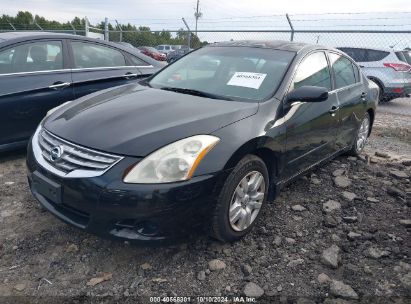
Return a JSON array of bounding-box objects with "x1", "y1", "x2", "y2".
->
[
  {"x1": 156, "y1": 45, "x2": 174, "y2": 55},
  {"x1": 338, "y1": 47, "x2": 411, "y2": 102}
]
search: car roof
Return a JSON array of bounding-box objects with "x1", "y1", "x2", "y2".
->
[
  {"x1": 0, "y1": 31, "x2": 79, "y2": 40},
  {"x1": 0, "y1": 31, "x2": 126, "y2": 50},
  {"x1": 209, "y1": 40, "x2": 322, "y2": 53},
  {"x1": 337, "y1": 46, "x2": 397, "y2": 53},
  {"x1": 0, "y1": 31, "x2": 162, "y2": 67}
]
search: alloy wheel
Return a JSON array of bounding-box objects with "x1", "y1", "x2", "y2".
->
[
  {"x1": 228, "y1": 171, "x2": 265, "y2": 232},
  {"x1": 356, "y1": 116, "x2": 370, "y2": 151}
]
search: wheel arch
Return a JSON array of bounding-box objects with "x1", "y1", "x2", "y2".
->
[
  {"x1": 223, "y1": 136, "x2": 281, "y2": 201},
  {"x1": 367, "y1": 76, "x2": 385, "y2": 93},
  {"x1": 366, "y1": 107, "x2": 375, "y2": 136}
]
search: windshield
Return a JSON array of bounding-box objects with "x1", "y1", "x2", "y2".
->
[{"x1": 149, "y1": 46, "x2": 295, "y2": 102}]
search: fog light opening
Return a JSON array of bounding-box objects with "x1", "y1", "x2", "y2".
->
[
  {"x1": 135, "y1": 221, "x2": 159, "y2": 237},
  {"x1": 115, "y1": 219, "x2": 159, "y2": 237}
]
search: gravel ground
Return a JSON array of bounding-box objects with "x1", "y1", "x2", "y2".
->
[
  {"x1": 0, "y1": 103, "x2": 410, "y2": 304},
  {"x1": 379, "y1": 98, "x2": 411, "y2": 116}
]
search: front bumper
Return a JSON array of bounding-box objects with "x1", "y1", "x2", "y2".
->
[{"x1": 27, "y1": 139, "x2": 228, "y2": 243}]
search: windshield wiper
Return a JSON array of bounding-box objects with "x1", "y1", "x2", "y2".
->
[{"x1": 160, "y1": 86, "x2": 232, "y2": 100}]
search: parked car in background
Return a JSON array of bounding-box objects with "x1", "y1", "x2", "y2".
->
[
  {"x1": 167, "y1": 47, "x2": 193, "y2": 63},
  {"x1": 0, "y1": 32, "x2": 163, "y2": 152},
  {"x1": 172, "y1": 45, "x2": 183, "y2": 50},
  {"x1": 337, "y1": 47, "x2": 411, "y2": 102},
  {"x1": 138, "y1": 46, "x2": 167, "y2": 61},
  {"x1": 27, "y1": 40, "x2": 378, "y2": 243},
  {"x1": 156, "y1": 44, "x2": 174, "y2": 55}
]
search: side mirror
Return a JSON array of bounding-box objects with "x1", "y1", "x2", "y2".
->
[{"x1": 286, "y1": 86, "x2": 329, "y2": 103}]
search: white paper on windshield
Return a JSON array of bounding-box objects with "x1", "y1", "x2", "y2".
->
[{"x1": 227, "y1": 72, "x2": 267, "y2": 89}]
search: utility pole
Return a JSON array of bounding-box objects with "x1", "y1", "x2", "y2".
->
[
  {"x1": 104, "y1": 17, "x2": 109, "y2": 41},
  {"x1": 85, "y1": 16, "x2": 89, "y2": 37},
  {"x1": 194, "y1": 0, "x2": 202, "y2": 34},
  {"x1": 182, "y1": 18, "x2": 191, "y2": 49}
]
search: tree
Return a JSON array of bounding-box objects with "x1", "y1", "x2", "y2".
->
[{"x1": 0, "y1": 11, "x2": 204, "y2": 48}]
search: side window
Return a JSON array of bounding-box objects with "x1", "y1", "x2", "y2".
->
[
  {"x1": 293, "y1": 52, "x2": 332, "y2": 91},
  {"x1": 0, "y1": 40, "x2": 63, "y2": 74},
  {"x1": 339, "y1": 48, "x2": 366, "y2": 62},
  {"x1": 129, "y1": 55, "x2": 149, "y2": 66},
  {"x1": 71, "y1": 42, "x2": 125, "y2": 69},
  {"x1": 352, "y1": 63, "x2": 360, "y2": 82},
  {"x1": 366, "y1": 50, "x2": 389, "y2": 62},
  {"x1": 329, "y1": 53, "x2": 357, "y2": 89}
]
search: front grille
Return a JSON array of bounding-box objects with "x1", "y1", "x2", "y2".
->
[{"x1": 38, "y1": 129, "x2": 122, "y2": 174}]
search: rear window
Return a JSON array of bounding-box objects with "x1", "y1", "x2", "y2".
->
[
  {"x1": 338, "y1": 48, "x2": 389, "y2": 62},
  {"x1": 129, "y1": 55, "x2": 149, "y2": 66}
]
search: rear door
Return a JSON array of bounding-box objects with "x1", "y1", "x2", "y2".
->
[
  {"x1": 283, "y1": 51, "x2": 340, "y2": 179},
  {"x1": 328, "y1": 52, "x2": 366, "y2": 150},
  {"x1": 0, "y1": 39, "x2": 73, "y2": 148},
  {"x1": 68, "y1": 40, "x2": 141, "y2": 98}
]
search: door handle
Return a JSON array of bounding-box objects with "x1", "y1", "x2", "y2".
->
[
  {"x1": 49, "y1": 82, "x2": 71, "y2": 90},
  {"x1": 361, "y1": 92, "x2": 367, "y2": 101},
  {"x1": 122, "y1": 73, "x2": 139, "y2": 79},
  {"x1": 329, "y1": 106, "x2": 340, "y2": 115}
]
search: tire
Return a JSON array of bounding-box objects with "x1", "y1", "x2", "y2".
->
[
  {"x1": 347, "y1": 112, "x2": 371, "y2": 156},
  {"x1": 373, "y1": 80, "x2": 387, "y2": 103},
  {"x1": 210, "y1": 154, "x2": 269, "y2": 242}
]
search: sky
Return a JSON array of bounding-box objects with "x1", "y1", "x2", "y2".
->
[
  {"x1": 3, "y1": 0, "x2": 411, "y2": 48},
  {"x1": 2, "y1": 0, "x2": 411, "y2": 31}
]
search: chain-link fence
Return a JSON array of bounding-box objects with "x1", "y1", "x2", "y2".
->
[
  {"x1": 2, "y1": 13, "x2": 411, "y2": 101},
  {"x1": 110, "y1": 29, "x2": 411, "y2": 101}
]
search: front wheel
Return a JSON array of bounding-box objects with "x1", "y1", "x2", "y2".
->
[
  {"x1": 347, "y1": 112, "x2": 371, "y2": 156},
  {"x1": 210, "y1": 155, "x2": 269, "y2": 242}
]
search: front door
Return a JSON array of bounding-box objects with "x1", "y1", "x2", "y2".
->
[
  {"x1": 0, "y1": 39, "x2": 73, "y2": 148},
  {"x1": 283, "y1": 51, "x2": 340, "y2": 179}
]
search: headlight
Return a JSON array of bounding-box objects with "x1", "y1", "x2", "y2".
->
[{"x1": 123, "y1": 135, "x2": 220, "y2": 183}]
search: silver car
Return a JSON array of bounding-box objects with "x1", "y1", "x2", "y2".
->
[{"x1": 338, "y1": 47, "x2": 411, "y2": 102}]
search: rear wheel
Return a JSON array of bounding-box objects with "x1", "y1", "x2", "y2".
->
[
  {"x1": 210, "y1": 155, "x2": 269, "y2": 242},
  {"x1": 371, "y1": 79, "x2": 386, "y2": 103},
  {"x1": 347, "y1": 112, "x2": 371, "y2": 156}
]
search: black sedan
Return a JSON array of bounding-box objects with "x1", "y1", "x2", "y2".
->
[
  {"x1": 0, "y1": 31, "x2": 163, "y2": 152},
  {"x1": 27, "y1": 40, "x2": 378, "y2": 243}
]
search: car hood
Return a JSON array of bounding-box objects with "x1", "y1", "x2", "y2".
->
[{"x1": 44, "y1": 84, "x2": 258, "y2": 157}]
